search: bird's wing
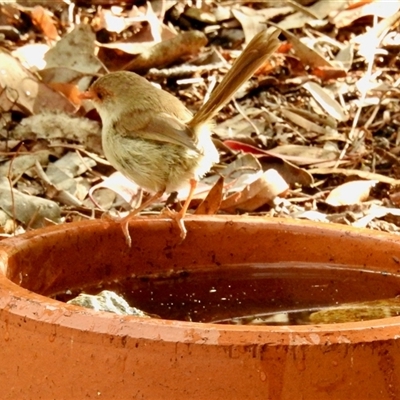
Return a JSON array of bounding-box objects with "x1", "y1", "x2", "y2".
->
[{"x1": 115, "y1": 111, "x2": 200, "y2": 153}]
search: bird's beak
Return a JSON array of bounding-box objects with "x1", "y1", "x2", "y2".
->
[{"x1": 79, "y1": 89, "x2": 95, "y2": 100}]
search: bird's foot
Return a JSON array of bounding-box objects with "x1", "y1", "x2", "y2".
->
[
  {"x1": 101, "y1": 210, "x2": 139, "y2": 247},
  {"x1": 160, "y1": 207, "x2": 187, "y2": 240}
]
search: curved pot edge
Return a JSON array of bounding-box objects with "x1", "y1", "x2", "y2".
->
[{"x1": 1, "y1": 215, "x2": 400, "y2": 346}]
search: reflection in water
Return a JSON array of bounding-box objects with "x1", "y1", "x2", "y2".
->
[{"x1": 57, "y1": 262, "x2": 400, "y2": 325}]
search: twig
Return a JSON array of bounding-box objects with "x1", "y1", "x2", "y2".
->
[
  {"x1": 146, "y1": 62, "x2": 227, "y2": 79},
  {"x1": 335, "y1": 14, "x2": 380, "y2": 167},
  {"x1": 7, "y1": 142, "x2": 23, "y2": 236},
  {"x1": 232, "y1": 98, "x2": 260, "y2": 136}
]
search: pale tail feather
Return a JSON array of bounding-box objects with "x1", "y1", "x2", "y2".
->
[{"x1": 188, "y1": 29, "x2": 280, "y2": 129}]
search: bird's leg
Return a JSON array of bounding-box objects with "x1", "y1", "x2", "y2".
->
[
  {"x1": 121, "y1": 190, "x2": 164, "y2": 247},
  {"x1": 178, "y1": 179, "x2": 197, "y2": 217},
  {"x1": 162, "y1": 179, "x2": 197, "y2": 240}
]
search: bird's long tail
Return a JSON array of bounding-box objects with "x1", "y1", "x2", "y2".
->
[{"x1": 188, "y1": 28, "x2": 280, "y2": 129}]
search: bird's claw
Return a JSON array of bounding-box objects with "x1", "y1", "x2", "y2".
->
[
  {"x1": 161, "y1": 208, "x2": 187, "y2": 240},
  {"x1": 100, "y1": 211, "x2": 133, "y2": 247}
]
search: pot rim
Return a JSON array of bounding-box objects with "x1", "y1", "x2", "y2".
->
[{"x1": 1, "y1": 215, "x2": 400, "y2": 346}]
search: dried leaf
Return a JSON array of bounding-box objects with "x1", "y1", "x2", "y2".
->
[
  {"x1": 36, "y1": 161, "x2": 83, "y2": 207},
  {"x1": 44, "y1": 24, "x2": 102, "y2": 92},
  {"x1": 0, "y1": 177, "x2": 60, "y2": 228},
  {"x1": 47, "y1": 82, "x2": 81, "y2": 106},
  {"x1": 312, "y1": 66, "x2": 347, "y2": 81},
  {"x1": 334, "y1": 43, "x2": 354, "y2": 72},
  {"x1": 47, "y1": 152, "x2": 96, "y2": 180},
  {"x1": 268, "y1": 144, "x2": 339, "y2": 165},
  {"x1": 302, "y1": 82, "x2": 348, "y2": 122},
  {"x1": 295, "y1": 210, "x2": 329, "y2": 222},
  {"x1": 390, "y1": 191, "x2": 400, "y2": 207},
  {"x1": 0, "y1": 48, "x2": 75, "y2": 115},
  {"x1": 85, "y1": 188, "x2": 116, "y2": 211},
  {"x1": 310, "y1": 167, "x2": 400, "y2": 185},
  {"x1": 223, "y1": 140, "x2": 273, "y2": 156},
  {"x1": 89, "y1": 171, "x2": 141, "y2": 209},
  {"x1": 98, "y1": 8, "x2": 135, "y2": 34},
  {"x1": 12, "y1": 112, "x2": 101, "y2": 145},
  {"x1": 278, "y1": 0, "x2": 345, "y2": 30},
  {"x1": 123, "y1": 31, "x2": 208, "y2": 73},
  {"x1": 282, "y1": 30, "x2": 333, "y2": 69},
  {"x1": 231, "y1": 7, "x2": 266, "y2": 44},
  {"x1": 30, "y1": 5, "x2": 59, "y2": 40},
  {"x1": 330, "y1": 0, "x2": 400, "y2": 28},
  {"x1": 0, "y1": 152, "x2": 50, "y2": 179},
  {"x1": 221, "y1": 169, "x2": 289, "y2": 213},
  {"x1": 39, "y1": 67, "x2": 86, "y2": 85},
  {"x1": 97, "y1": 22, "x2": 177, "y2": 71},
  {"x1": 352, "y1": 205, "x2": 400, "y2": 228},
  {"x1": 195, "y1": 175, "x2": 224, "y2": 215},
  {"x1": 184, "y1": 7, "x2": 216, "y2": 24},
  {"x1": 325, "y1": 180, "x2": 377, "y2": 206},
  {"x1": 281, "y1": 108, "x2": 327, "y2": 134},
  {"x1": 355, "y1": 10, "x2": 400, "y2": 59},
  {"x1": 12, "y1": 43, "x2": 49, "y2": 70},
  {"x1": 258, "y1": 156, "x2": 313, "y2": 187},
  {"x1": 97, "y1": 41, "x2": 153, "y2": 57}
]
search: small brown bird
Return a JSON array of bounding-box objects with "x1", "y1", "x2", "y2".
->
[{"x1": 81, "y1": 29, "x2": 280, "y2": 246}]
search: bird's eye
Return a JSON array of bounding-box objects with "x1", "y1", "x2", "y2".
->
[{"x1": 97, "y1": 91, "x2": 104, "y2": 100}]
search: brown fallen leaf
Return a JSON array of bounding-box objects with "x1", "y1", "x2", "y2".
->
[
  {"x1": 0, "y1": 48, "x2": 75, "y2": 115},
  {"x1": 347, "y1": 0, "x2": 375, "y2": 10},
  {"x1": 312, "y1": 66, "x2": 347, "y2": 81},
  {"x1": 221, "y1": 169, "x2": 289, "y2": 213},
  {"x1": 258, "y1": 156, "x2": 313, "y2": 187},
  {"x1": 30, "y1": 5, "x2": 59, "y2": 41},
  {"x1": 390, "y1": 191, "x2": 400, "y2": 207},
  {"x1": 277, "y1": 27, "x2": 334, "y2": 69},
  {"x1": 184, "y1": 6, "x2": 216, "y2": 24},
  {"x1": 96, "y1": 3, "x2": 177, "y2": 71},
  {"x1": 267, "y1": 144, "x2": 339, "y2": 166},
  {"x1": 222, "y1": 141, "x2": 313, "y2": 186},
  {"x1": 281, "y1": 108, "x2": 327, "y2": 134},
  {"x1": 44, "y1": 24, "x2": 103, "y2": 77},
  {"x1": 284, "y1": 105, "x2": 338, "y2": 129},
  {"x1": 39, "y1": 67, "x2": 88, "y2": 106},
  {"x1": 220, "y1": 153, "x2": 263, "y2": 180},
  {"x1": 225, "y1": 140, "x2": 321, "y2": 166},
  {"x1": 278, "y1": 0, "x2": 345, "y2": 30},
  {"x1": 195, "y1": 175, "x2": 224, "y2": 215},
  {"x1": 122, "y1": 30, "x2": 208, "y2": 74},
  {"x1": 39, "y1": 67, "x2": 86, "y2": 85},
  {"x1": 310, "y1": 167, "x2": 400, "y2": 185},
  {"x1": 223, "y1": 140, "x2": 275, "y2": 156},
  {"x1": 47, "y1": 82, "x2": 82, "y2": 106}
]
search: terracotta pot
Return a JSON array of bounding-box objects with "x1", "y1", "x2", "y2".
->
[{"x1": 1, "y1": 216, "x2": 400, "y2": 399}]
